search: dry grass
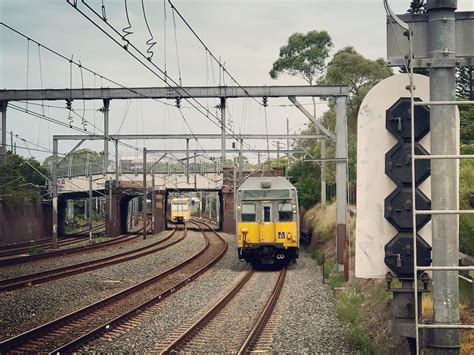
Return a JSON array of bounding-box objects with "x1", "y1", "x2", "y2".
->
[{"x1": 305, "y1": 202, "x2": 337, "y2": 245}]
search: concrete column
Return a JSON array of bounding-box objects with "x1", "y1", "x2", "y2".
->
[
  {"x1": 427, "y1": 0, "x2": 460, "y2": 352},
  {"x1": 143, "y1": 148, "x2": 147, "y2": 239},
  {"x1": 335, "y1": 96, "x2": 348, "y2": 278}
]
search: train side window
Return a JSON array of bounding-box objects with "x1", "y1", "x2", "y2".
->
[
  {"x1": 242, "y1": 203, "x2": 256, "y2": 222},
  {"x1": 278, "y1": 202, "x2": 293, "y2": 222}
]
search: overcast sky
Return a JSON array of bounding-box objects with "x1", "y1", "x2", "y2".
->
[{"x1": 1, "y1": 0, "x2": 473, "y2": 163}]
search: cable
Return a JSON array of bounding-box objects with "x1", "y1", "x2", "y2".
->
[
  {"x1": 163, "y1": 0, "x2": 167, "y2": 82},
  {"x1": 171, "y1": 6, "x2": 182, "y2": 85},
  {"x1": 67, "y1": 2, "x2": 268, "y2": 162},
  {"x1": 25, "y1": 38, "x2": 30, "y2": 111},
  {"x1": 141, "y1": 0, "x2": 157, "y2": 60},
  {"x1": 121, "y1": 0, "x2": 133, "y2": 46},
  {"x1": 167, "y1": 0, "x2": 264, "y2": 107}
]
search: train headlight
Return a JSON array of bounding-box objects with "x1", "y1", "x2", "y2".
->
[
  {"x1": 286, "y1": 232, "x2": 292, "y2": 240},
  {"x1": 292, "y1": 204, "x2": 297, "y2": 214}
]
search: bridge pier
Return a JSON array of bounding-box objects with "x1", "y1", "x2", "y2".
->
[
  {"x1": 153, "y1": 190, "x2": 166, "y2": 233},
  {"x1": 106, "y1": 182, "x2": 120, "y2": 238}
]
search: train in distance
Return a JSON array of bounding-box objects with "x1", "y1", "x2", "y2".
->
[
  {"x1": 170, "y1": 196, "x2": 191, "y2": 224},
  {"x1": 236, "y1": 177, "x2": 300, "y2": 267}
]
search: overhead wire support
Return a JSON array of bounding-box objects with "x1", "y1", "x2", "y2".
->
[
  {"x1": 121, "y1": 0, "x2": 133, "y2": 47},
  {"x1": 67, "y1": 1, "x2": 266, "y2": 161}
]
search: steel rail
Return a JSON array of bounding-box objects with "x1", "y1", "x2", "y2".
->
[
  {"x1": 51, "y1": 221, "x2": 227, "y2": 354},
  {"x1": 237, "y1": 268, "x2": 287, "y2": 354},
  {"x1": 0, "y1": 222, "x2": 226, "y2": 353},
  {"x1": 0, "y1": 221, "x2": 151, "y2": 266},
  {"x1": 159, "y1": 270, "x2": 255, "y2": 354},
  {"x1": 0, "y1": 226, "x2": 179, "y2": 292},
  {"x1": 0, "y1": 224, "x2": 105, "y2": 257}
]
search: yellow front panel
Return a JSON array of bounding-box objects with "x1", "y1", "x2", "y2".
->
[
  {"x1": 237, "y1": 222, "x2": 259, "y2": 247},
  {"x1": 260, "y1": 222, "x2": 275, "y2": 243},
  {"x1": 275, "y1": 222, "x2": 298, "y2": 247}
]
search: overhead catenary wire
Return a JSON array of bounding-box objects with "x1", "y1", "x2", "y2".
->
[
  {"x1": 167, "y1": 0, "x2": 263, "y2": 108},
  {"x1": 67, "y1": 1, "x2": 268, "y2": 163}
]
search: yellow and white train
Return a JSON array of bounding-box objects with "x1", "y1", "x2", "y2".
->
[
  {"x1": 236, "y1": 177, "x2": 299, "y2": 266},
  {"x1": 170, "y1": 197, "x2": 191, "y2": 224}
]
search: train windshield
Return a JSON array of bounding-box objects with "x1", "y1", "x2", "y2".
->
[
  {"x1": 171, "y1": 201, "x2": 188, "y2": 212},
  {"x1": 242, "y1": 189, "x2": 289, "y2": 200},
  {"x1": 241, "y1": 203, "x2": 256, "y2": 222},
  {"x1": 278, "y1": 202, "x2": 293, "y2": 222}
]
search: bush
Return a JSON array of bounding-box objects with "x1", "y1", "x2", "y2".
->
[{"x1": 336, "y1": 288, "x2": 379, "y2": 354}]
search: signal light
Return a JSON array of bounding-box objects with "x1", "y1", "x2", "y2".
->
[{"x1": 383, "y1": 97, "x2": 432, "y2": 280}]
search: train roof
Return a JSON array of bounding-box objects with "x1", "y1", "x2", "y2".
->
[{"x1": 237, "y1": 177, "x2": 295, "y2": 191}]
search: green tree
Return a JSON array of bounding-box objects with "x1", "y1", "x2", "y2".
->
[
  {"x1": 319, "y1": 47, "x2": 392, "y2": 184},
  {"x1": 0, "y1": 152, "x2": 49, "y2": 206},
  {"x1": 269, "y1": 30, "x2": 333, "y2": 85},
  {"x1": 407, "y1": 0, "x2": 426, "y2": 14},
  {"x1": 43, "y1": 148, "x2": 103, "y2": 177}
]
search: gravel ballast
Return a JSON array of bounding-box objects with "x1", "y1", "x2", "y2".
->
[
  {"x1": 0, "y1": 229, "x2": 202, "y2": 341},
  {"x1": 0, "y1": 232, "x2": 167, "y2": 280},
  {"x1": 82, "y1": 236, "x2": 352, "y2": 353}
]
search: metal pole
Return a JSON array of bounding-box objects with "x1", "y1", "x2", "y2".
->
[
  {"x1": 103, "y1": 99, "x2": 110, "y2": 175},
  {"x1": 239, "y1": 139, "x2": 243, "y2": 186},
  {"x1": 115, "y1": 139, "x2": 119, "y2": 182},
  {"x1": 194, "y1": 154, "x2": 197, "y2": 189},
  {"x1": 335, "y1": 96, "x2": 348, "y2": 278},
  {"x1": 186, "y1": 139, "x2": 190, "y2": 184},
  {"x1": 143, "y1": 147, "x2": 147, "y2": 240},
  {"x1": 427, "y1": 1, "x2": 460, "y2": 352},
  {"x1": 108, "y1": 178, "x2": 113, "y2": 237},
  {"x1": 89, "y1": 171, "x2": 93, "y2": 243},
  {"x1": 220, "y1": 97, "x2": 226, "y2": 163},
  {"x1": 52, "y1": 138, "x2": 58, "y2": 249},
  {"x1": 151, "y1": 167, "x2": 155, "y2": 234},
  {"x1": 286, "y1": 118, "x2": 290, "y2": 177},
  {"x1": 321, "y1": 138, "x2": 327, "y2": 205},
  {"x1": 0, "y1": 101, "x2": 7, "y2": 165}
]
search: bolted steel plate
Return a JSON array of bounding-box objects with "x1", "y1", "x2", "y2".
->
[
  {"x1": 384, "y1": 232, "x2": 432, "y2": 280},
  {"x1": 385, "y1": 142, "x2": 431, "y2": 187},
  {"x1": 386, "y1": 97, "x2": 430, "y2": 142},
  {"x1": 384, "y1": 187, "x2": 431, "y2": 232}
]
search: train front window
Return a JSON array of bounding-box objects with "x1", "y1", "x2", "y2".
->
[
  {"x1": 241, "y1": 203, "x2": 256, "y2": 222},
  {"x1": 278, "y1": 202, "x2": 293, "y2": 222},
  {"x1": 263, "y1": 205, "x2": 271, "y2": 222}
]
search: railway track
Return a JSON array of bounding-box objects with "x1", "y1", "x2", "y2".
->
[
  {"x1": 0, "y1": 221, "x2": 151, "y2": 266},
  {"x1": 0, "y1": 220, "x2": 227, "y2": 354},
  {"x1": 0, "y1": 226, "x2": 184, "y2": 292},
  {"x1": 0, "y1": 225, "x2": 104, "y2": 259},
  {"x1": 157, "y1": 268, "x2": 286, "y2": 354}
]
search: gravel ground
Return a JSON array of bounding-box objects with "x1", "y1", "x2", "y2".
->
[
  {"x1": 269, "y1": 251, "x2": 353, "y2": 353},
  {"x1": 82, "y1": 232, "x2": 249, "y2": 352},
  {"x1": 0, "y1": 232, "x2": 169, "y2": 280},
  {"x1": 81, "y1": 237, "x2": 352, "y2": 353},
  {"x1": 0, "y1": 229, "x2": 202, "y2": 341}
]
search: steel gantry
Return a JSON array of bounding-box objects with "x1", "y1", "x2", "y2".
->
[{"x1": 6, "y1": 84, "x2": 349, "y2": 278}]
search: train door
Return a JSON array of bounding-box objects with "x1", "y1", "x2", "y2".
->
[{"x1": 260, "y1": 202, "x2": 275, "y2": 243}]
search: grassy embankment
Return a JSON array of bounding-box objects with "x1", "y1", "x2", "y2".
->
[{"x1": 305, "y1": 201, "x2": 473, "y2": 354}]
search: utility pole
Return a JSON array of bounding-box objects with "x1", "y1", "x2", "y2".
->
[
  {"x1": 186, "y1": 139, "x2": 190, "y2": 184},
  {"x1": 220, "y1": 97, "x2": 226, "y2": 163},
  {"x1": 238, "y1": 138, "x2": 243, "y2": 186},
  {"x1": 428, "y1": 1, "x2": 459, "y2": 352},
  {"x1": 0, "y1": 101, "x2": 6, "y2": 166},
  {"x1": 143, "y1": 147, "x2": 147, "y2": 240},
  {"x1": 151, "y1": 167, "x2": 155, "y2": 234},
  {"x1": 115, "y1": 140, "x2": 119, "y2": 182},
  {"x1": 321, "y1": 138, "x2": 327, "y2": 204},
  {"x1": 194, "y1": 154, "x2": 197, "y2": 189},
  {"x1": 335, "y1": 96, "x2": 348, "y2": 278},
  {"x1": 52, "y1": 138, "x2": 58, "y2": 249},
  {"x1": 102, "y1": 99, "x2": 110, "y2": 175},
  {"x1": 286, "y1": 118, "x2": 290, "y2": 177},
  {"x1": 88, "y1": 171, "x2": 93, "y2": 243}
]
